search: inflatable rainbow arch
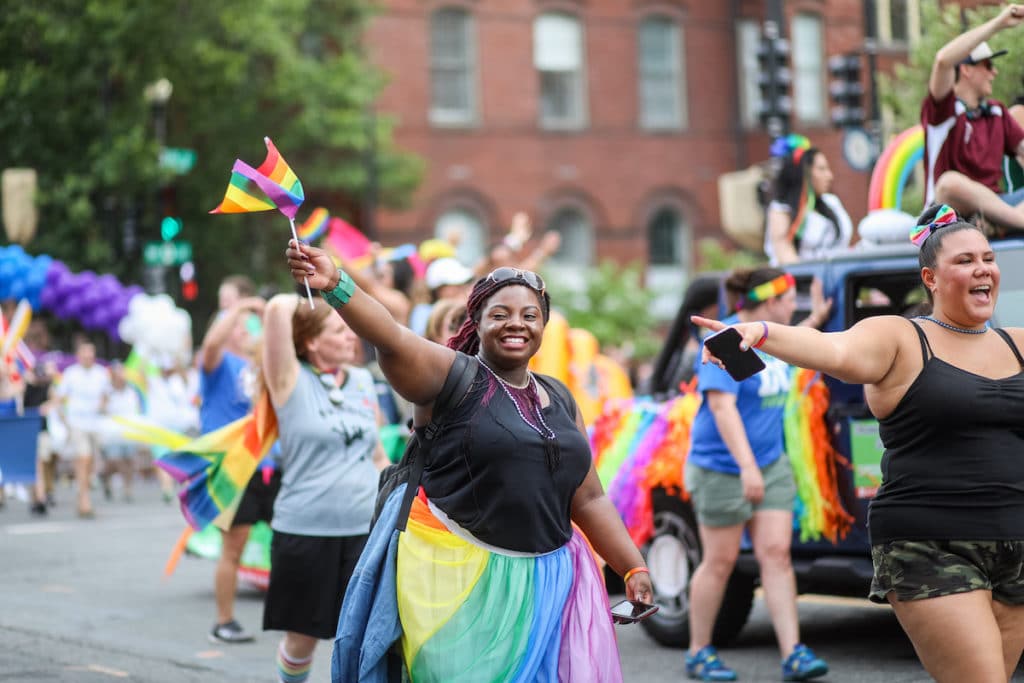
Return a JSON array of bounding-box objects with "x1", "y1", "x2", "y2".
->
[{"x1": 868, "y1": 125, "x2": 924, "y2": 211}]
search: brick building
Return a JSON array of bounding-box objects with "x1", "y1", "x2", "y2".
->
[{"x1": 361, "y1": 1, "x2": 973, "y2": 306}]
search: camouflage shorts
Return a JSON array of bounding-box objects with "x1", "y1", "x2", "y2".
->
[{"x1": 869, "y1": 539, "x2": 1024, "y2": 605}]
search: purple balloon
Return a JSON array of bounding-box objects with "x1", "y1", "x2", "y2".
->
[
  {"x1": 80, "y1": 309, "x2": 101, "y2": 330},
  {"x1": 40, "y1": 287, "x2": 58, "y2": 311},
  {"x1": 105, "y1": 322, "x2": 121, "y2": 343},
  {"x1": 45, "y1": 261, "x2": 69, "y2": 287}
]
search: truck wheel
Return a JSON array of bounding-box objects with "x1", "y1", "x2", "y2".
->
[{"x1": 638, "y1": 490, "x2": 756, "y2": 648}]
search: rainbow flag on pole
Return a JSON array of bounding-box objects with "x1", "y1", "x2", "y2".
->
[
  {"x1": 209, "y1": 137, "x2": 305, "y2": 219},
  {"x1": 117, "y1": 393, "x2": 279, "y2": 530},
  {"x1": 297, "y1": 207, "x2": 330, "y2": 242}
]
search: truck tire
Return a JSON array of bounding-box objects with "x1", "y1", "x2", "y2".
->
[{"x1": 638, "y1": 489, "x2": 756, "y2": 648}]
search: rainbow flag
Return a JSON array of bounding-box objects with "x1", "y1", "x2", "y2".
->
[
  {"x1": 297, "y1": 207, "x2": 330, "y2": 242},
  {"x1": 122, "y1": 349, "x2": 156, "y2": 413},
  {"x1": 117, "y1": 393, "x2": 279, "y2": 530},
  {"x1": 209, "y1": 137, "x2": 305, "y2": 219}
]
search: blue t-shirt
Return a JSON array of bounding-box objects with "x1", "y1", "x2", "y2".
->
[
  {"x1": 199, "y1": 351, "x2": 252, "y2": 433},
  {"x1": 688, "y1": 316, "x2": 792, "y2": 474}
]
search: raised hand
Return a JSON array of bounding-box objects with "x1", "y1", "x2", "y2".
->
[{"x1": 286, "y1": 240, "x2": 337, "y2": 291}]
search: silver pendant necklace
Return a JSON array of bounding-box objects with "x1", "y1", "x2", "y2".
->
[
  {"x1": 918, "y1": 315, "x2": 988, "y2": 335},
  {"x1": 308, "y1": 364, "x2": 346, "y2": 405}
]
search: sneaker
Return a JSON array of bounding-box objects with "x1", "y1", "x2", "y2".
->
[
  {"x1": 29, "y1": 501, "x2": 47, "y2": 516},
  {"x1": 209, "y1": 620, "x2": 255, "y2": 644},
  {"x1": 782, "y1": 644, "x2": 828, "y2": 681},
  {"x1": 686, "y1": 645, "x2": 737, "y2": 681}
]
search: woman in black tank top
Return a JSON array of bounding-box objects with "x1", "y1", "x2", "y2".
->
[
  {"x1": 691, "y1": 204, "x2": 1024, "y2": 682},
  {"x1": 286, "y1": 245, "x2": 653, "y2": 682}
]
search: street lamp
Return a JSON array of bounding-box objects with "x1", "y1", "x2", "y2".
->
[{"x1": 143, "y1": 78, "x2": 174, "y2": 149}]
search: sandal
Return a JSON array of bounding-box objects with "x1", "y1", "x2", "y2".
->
[{"x1": 685, "y1": 645, "x2": 737, "y2": 681}]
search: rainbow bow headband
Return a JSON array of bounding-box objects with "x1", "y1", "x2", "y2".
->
[
  {"x1": 909, "y1": 205, "x2": 958, "y2": 247},
  {"x1": 770, "y1": 134, "x2": 812, "y2": 164},
  {"x1": 738, "y1": 273, "x2": 795, "y2": 310}
]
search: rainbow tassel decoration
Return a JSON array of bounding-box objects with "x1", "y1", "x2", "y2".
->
[{"x1": 591, "y1": 369, "x2": 851, "y2": 546}]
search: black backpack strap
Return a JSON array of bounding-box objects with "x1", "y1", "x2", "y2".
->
[
  {"x1": 395, "y1": 352, "x2": 478, "y2": 532},
  {"x1": 535, "y1": 373, "x2": 579, "y2": 424}
]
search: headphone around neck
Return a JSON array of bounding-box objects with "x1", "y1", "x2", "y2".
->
[{"x1": 958, "y1": 97, "x2": 992, "y2": 120}]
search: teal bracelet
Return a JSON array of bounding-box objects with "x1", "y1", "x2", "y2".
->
[{"x1": 321, "y1": 269, "x2": 355, "y2": 309}]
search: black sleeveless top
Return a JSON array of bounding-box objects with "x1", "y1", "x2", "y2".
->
[
  {"x1": 419, "y1": 362, "x2": 591, "y2": 554},
  {"x1": 870, "y1": 321, "x2": 1024, "y2": 544}
]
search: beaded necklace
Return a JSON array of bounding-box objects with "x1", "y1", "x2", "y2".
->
[
  {"x1": 917, "y1": 315, "x2": 988, "y2": 335},
  {"x1": 478, "y1": 359, "x2": 556, "y2": 442}
]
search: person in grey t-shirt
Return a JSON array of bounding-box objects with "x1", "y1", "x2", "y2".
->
[{"x1": 260, "y1": 293, "x2": 387, "y2": 683}]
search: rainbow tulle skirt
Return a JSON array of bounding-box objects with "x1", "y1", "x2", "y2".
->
[{"x1": 396, "y1": 496, "x2": 623, "y2": 682}]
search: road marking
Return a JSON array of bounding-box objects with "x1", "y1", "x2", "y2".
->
[
  {"x1": 798, "y1": 594, "x2": 891, "y2": 609},
  {"x1": 65, "y1": 664, "x2": 130, "y2": 677},
  {"x1": 195, "y1": 650, "x2": 224, "y2": 659}
]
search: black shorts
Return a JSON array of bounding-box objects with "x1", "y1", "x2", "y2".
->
[
  {"x1": 263, "y1": 531, "x2": 369, "y2": 639},
  {"x1": 232, "y1": 469, "x2": 281, "y2": 527}
]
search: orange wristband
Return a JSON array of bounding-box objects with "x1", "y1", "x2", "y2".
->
[
  {"x1": 752, "y1": 320, "x2": 769, "y2": 349},
  {"x1": 623, "y1": 566, "x2": 649, "y2": 584}
]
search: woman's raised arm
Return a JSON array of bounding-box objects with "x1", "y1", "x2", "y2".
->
[{"x1": 286, "y1": 240, "x2": 456, "y2": 405}]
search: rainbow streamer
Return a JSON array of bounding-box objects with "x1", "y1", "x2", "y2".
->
[
  {"x1": 868, "y1": 125, "x2": 924, "y2": 211},
  {"x1": 210, "y1": 137, "x2": 305, "y2": 219},
  {"x1": 117, "y1": 393, "x2": 278, "y2": 530},
  {"x1": 592, "y1": 370, "x2": 851, "y2": 546},
  {"x1": 0, "y1": 299, "x2": 32, "y2": 361},
  {"x1": 297, "y1": 207, "x2": 330, "y2": 242},
  {"x1": 122, "y1": 349, "x2": 157, "y2": 413}
]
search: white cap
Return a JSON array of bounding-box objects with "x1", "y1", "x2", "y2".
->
[
  {"x1": 425, "y1": 258, "x2": 475, "y2": 291},
  {"x1": 962, "y1": 41, "x2": 1008, "y2": 65}
]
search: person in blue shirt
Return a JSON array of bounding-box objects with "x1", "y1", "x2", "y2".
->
[
  {"x1": 684, "y1": 267, "x2": 830, "y2": 682},
  {"x1": 199, "y1": 292, "x2": 280, "y2": 645}
]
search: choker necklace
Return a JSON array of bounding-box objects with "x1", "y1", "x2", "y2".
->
[{"x1": 918, "y1": 315, "x2": 988, "y2": 335}]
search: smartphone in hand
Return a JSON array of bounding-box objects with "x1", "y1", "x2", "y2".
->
[
  {"x1": 610, "y1": 599, "x2": 659, "y2": 624},
  {"x1": 703, "y1": 327, "x2": 766, "y2": 381}
]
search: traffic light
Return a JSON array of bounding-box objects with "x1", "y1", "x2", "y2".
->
[
  {"x1": 160, "y1": 216, "x2": 182, "y2": 241},
  {"x1": 757, "y1": 34, "x2": 792, "y2": 134},
  {"x1": 828, "y1": 54, "x2": 865, "y2": 128},
  {"x1": 180, "y1": 261, "x2": 198, "y2": 302}
]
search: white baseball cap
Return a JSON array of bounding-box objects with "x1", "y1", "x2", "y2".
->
[
  {"x1": 425, "y1": 258, "x2": 475, "y2": 291},
  {"x1": 962, "y1": 41, "x2": 1008, "y2": 65}
]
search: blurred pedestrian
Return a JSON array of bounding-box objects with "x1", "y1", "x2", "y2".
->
[
  {"x1": 55, "y1": 340, "x2": 109, "y2": 518},
  {"x1": 98, "y1": 361, "x2": 142, "y2": 502},
  {"x1": 260, "y1": 293, "x2": 387, "y2": 683}
]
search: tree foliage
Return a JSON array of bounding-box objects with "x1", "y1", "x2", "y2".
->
[
  {"x1": 881, "y1": 0, "x2": 1024, "y2": 131},
  {"x1": 0, "y1": 0, "x2": 423, "y2": 294}
]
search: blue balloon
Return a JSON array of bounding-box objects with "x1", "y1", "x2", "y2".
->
[
  {"x1": 8, "y1": 279, "x2": 28, "y2": 302},
  {"x1": 28, "y1": 291, "x2": 42, "y2": 312}
]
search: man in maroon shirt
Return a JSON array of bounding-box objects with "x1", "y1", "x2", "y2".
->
[{"x1": 923, "y1": 4, "x2": 1024, "y2": 233}]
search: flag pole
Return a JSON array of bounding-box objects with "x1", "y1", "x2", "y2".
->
[{"x1": 289, "y1": 217, "x2": 315, "y2": 309}]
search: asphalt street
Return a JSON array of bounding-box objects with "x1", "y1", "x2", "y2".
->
[{"x1": 2, "y1": 477, "x2": 1020, "y2": 682}]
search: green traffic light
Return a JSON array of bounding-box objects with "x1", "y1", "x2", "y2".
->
[{"x1": 161, "y1": 216, "x2": 182, "y2": 241}]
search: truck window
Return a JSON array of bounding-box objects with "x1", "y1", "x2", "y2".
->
[
  {"x1": 995, "y1": 246, "x2": 1024, "y2": 327},
  {"x1": 846, "y1": 271, "x2": 926, "y2": 327}
]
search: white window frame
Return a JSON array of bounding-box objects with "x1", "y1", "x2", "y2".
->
[
  {"x1": 791, "y1": 13, "x2": 826, "y2": 125},
  {"x1": 875, "y1": 0, "x2": 921, "y2": 47},
  {"x1": 534, "y1": 12, "x2": 588, "y2": 131},
  {"x1": 735, "y1": 19, "x2": 762, "y2": 129},
  {"x1": 637, "y1": 15, "x2": 686, "y2": 131},
  {"x1": 429, "y1": 7, "x2": 478, "y2": 127}
]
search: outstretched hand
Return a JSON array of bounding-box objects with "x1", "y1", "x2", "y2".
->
[
  {"x1": 286, "y1": 240, "x2": 336, "y2": 291},
  {"x1": 690, "y1": 315, "x2": 770, "y2": 369}
]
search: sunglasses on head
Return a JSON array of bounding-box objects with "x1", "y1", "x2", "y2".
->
[{"x1": 485, "y1": 267, "x2": 546, "y2": 294}]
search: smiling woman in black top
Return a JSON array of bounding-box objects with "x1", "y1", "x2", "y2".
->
[
  {"x1": 693, "y1": 204, "x2": 1024, "y2": 683},
  {"x1": 285, "y1": 243, "x2": 652, "y2": 683}
]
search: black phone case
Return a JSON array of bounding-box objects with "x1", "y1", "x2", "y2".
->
[
  {"x1": 703, "y1": 327, "x2": 766, "y2": 381},
  {"x1": 610, "y1": 599, "x2": 659, "y2": 624}
]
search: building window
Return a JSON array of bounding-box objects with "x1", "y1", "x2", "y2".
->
[
  {"x1": 430, "y1": 8, "x2": 477, "y2": 126},
  {"x1": 435, "y1": 207, "x2": 486, "y2": 265},
  {"x1": 534, "y1": 12, "x2": 587, "y2": 130},
  {"x1": 638, "y1": 16, "x2": 685, "y2": 130},
  {"x1": 546, "y1": 206, "x2": 593, "y2": 266},
  {"x1": 645, "y1": 206, "x2": 691, "y2": 320},
  {"x1": 873, "y1": 0, "x2": 920, "y2": 46},
  {"x1": 647, "y1": 207, "x2": 684, "y2": 265},
  {"x1": 791, "y1": 14, "x2": 825, "y2": 124},
  {"x1": 736, "y1": 19, "x2": 761, "y2": 129}
]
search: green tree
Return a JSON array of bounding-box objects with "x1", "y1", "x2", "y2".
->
[
  {"x1": 543, "y1": 261, "x2": 660, "y2": 362},
  {"x1": 0, "y1": 0, "x2": 422, "y2": 297},
  {"x1": 881, "y1": 1, "x2": 1024, "y2": 130}
]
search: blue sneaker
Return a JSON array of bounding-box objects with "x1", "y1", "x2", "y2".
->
[
  {"x1": 781, "y1": 643, "x2": 828, "y2": 681},
  {"x1": 685, "y1": 645, "x2": 737, "y2": 681}
]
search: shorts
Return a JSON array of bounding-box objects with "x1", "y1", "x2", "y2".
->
[
  {"x1": 37, "y1": 432, "x2": 57, "y2": 464},
  {"x1": 685, "y1": 455, "x2": 796, "y2": 528},
  {"x1": 64, "y1": 428, "x2": 100, "y2": 459},
  {"x1": 232, "y1": 468, "x2": 282, "y2": 527},
  {"x1": 263, "y1": 531, "x2": 368, "y2": 639},
  {"x1": 1000, "y1": 186, "x2": 1024, "y2": 206},
  {"x1": 869, "y1": 539, "x2": 1024, "y2": 605}
]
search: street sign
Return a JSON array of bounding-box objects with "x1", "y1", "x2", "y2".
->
[
  {"x1": 159, "y1": 148, "x2": 197, "y2": 175},
  {"x1": 143, "y1": 240, "x2": 192, "y2": 266}
]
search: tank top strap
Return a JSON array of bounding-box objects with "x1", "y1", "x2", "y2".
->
[
  {"x1": 994, "y1": 328, "x2": 1024, "y2": 368},
  {"x1": 909, "y1": 318, "x2": 933, "y2": 362}
]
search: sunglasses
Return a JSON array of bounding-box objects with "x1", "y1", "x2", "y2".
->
[{"x1": 485, "y1": 267, "x2": 546, "y2": 295}]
